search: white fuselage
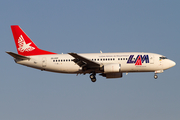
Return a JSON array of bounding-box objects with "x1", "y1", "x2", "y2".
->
[{"x1": 15, "y1": 52, "x2": 175, "y2": 74}]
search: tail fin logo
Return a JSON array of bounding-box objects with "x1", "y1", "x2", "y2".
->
[{"x1": 18, "y1": 35, "x2": 35, "y2": 52}]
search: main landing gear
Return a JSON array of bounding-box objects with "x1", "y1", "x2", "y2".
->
[
  {"x1": 154, "y1": 74, "x2": 158, "y2": 79},
  {"x1": 90, "y1": 73, "x2": 96, "y2": 82}
]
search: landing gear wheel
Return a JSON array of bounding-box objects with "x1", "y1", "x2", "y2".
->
[
  {"x1": 154, "y1": 74, "x2": 158, "y2": 79},
  {"x1": 90, "y1": 73, "x2": 96, "y2": 82},
  {"x1": 91, "y1": 78, "x2": 96, "y2": 82},
  {"x1": 90, "y1": 74, "x2": 94, "y2": 79}
]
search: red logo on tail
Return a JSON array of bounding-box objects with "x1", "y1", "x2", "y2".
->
[{"x1": 18, "y1": 35, "x2": 35, "y2": 52}]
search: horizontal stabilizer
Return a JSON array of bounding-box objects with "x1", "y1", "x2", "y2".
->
[{"x1": 6, "y1": 51, "x2": 30, "y2": 60}]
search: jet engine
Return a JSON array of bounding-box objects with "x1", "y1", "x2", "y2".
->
[
  {"x1": 100, "y1": 63, "x2": 122, "y2": 78},
  {"x1": 103, "y1": 63, "x2": 121, "y2": 73}
]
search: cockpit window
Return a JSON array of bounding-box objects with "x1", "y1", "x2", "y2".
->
[{"x1": 159, "y1": 56, "x2": 167, "y2": 60}]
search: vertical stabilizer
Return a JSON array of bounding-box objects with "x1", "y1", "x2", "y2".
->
[{"x1": 11, "y1": 25, "x2": 56, "y2": 56}]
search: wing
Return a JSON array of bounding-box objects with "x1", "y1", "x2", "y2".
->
[{"x1": 68, "y1": 53, "x2": 100, "y2": 69}]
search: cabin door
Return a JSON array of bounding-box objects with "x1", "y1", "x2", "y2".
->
[
  {"x1": 149, "y1": 55, "x2": 154, "y2": 64},
  {"x1": 42, "y1": 57, "x2": 47, "y2": 67}
]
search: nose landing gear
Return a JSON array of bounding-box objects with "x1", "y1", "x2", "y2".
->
[
  {"x1": 154, "y1": 74, "x2": 158, "y2": 79},
  {"x1": 90, "y1": 73, "x2": 96, "y2": 82}
]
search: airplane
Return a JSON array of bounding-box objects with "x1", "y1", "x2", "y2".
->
[{"x1": 6, "y1": 25, "x2": 176, "y2": 82}]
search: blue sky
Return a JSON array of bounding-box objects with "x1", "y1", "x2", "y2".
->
[{"x1": 0, "y1": 0, "x2": 180, "y2": 120}]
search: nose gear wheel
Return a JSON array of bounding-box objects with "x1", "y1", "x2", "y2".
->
[{"x1": 154, "y1": 74, "x2": 158, "y2": 79}]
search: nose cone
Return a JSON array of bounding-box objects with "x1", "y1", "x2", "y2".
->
[{"x1": 169, "y1": 60, "x2": 176, "y2": 68}]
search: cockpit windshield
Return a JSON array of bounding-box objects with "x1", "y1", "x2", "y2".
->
[{"x1": 159, "y1": 56, "x2": 167, "y2": 60}]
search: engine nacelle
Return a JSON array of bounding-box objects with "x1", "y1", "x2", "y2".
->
[
  {"x1": 103, "y1": 63, "x2": 121, "y2": 73},
  {"x1": 100, "y1": 72, "x2": 123, "y2": 78}
]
